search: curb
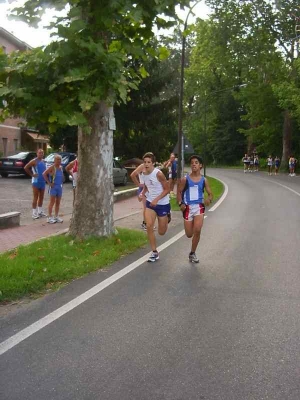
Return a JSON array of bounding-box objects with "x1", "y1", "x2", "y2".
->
[{"x1": 113, "y1": 187, "x2": 137, "y2": 202}]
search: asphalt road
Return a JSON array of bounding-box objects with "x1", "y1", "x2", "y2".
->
[{"x1": 1, "y1": 169, "x2": 300, "y2": 400}]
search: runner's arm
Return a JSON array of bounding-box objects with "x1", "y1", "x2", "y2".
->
[
  {"x1": 43, "y1": 166, "x2": 54, "y2": 186},
  {"x1": 66, "y1": 160, "x2": 76, "y2": 174},
  {"x1": 150, "y1": 171, "x2": 170, "y2": 205},
  {"x1": 130, "y1": 164, "x2": 144, "y2": 186},
  {"x1": 204, "y1": 178, "x2": 213, "y2": 206},
  {"x1": 176, "y1": 177, "x2": 187, "y2": 210},
  {"x1": 24, "y1": 159, "x2": 37, "y2": 177}
]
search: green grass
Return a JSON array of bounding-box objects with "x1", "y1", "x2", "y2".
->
[
  {"x1": 170, "y1": 175, "x2": 224, "y2": 211},
  {"x1": 0, "y1": 228, "x2": 147, "y2": 303}
]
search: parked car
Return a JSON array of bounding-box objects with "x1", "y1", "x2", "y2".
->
[
  {"x1": 0, "y1": 151, "x2": 36, "y2": 178},
  {"x1": 44, "y1": 152, "x2": 77, "y2": 183},
  {"x1": 113, "y1": 159, "x2": 128, "y2": 185},
  {"x1": 68, "y1": 159, "x2": 128, "y2": 186}
]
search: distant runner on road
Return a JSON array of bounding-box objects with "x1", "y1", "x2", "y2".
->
[
  {"x1": 139, "y1": 152, "x2": 170, "y2": 262},
  {"x1": 177, "y1": 155, "x2": 213, "y2": 263},
  {"x1": 24, "y1": 148, "x2": 47, "y2": 219}
]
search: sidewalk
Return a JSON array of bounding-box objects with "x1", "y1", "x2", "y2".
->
[{"x1": 0, "y1": 196, "x2": 143, "y2": 254}]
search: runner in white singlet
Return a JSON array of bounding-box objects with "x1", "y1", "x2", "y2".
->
[{"x1": 138, "y1": 152, "x2": 170, "y2": 262}]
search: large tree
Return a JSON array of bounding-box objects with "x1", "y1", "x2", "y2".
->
[{"x1": 0, "y1": 0, "x2": 190, "y2": 238}]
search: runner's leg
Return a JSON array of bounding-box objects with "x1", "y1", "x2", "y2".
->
[{"x1": 145, "y1": 208, "x2": 157, "y2": 251}]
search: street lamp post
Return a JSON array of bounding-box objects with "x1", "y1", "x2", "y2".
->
[
  {"x1": 178, "y1": 1, "x2": 201, "y2": 180},
  {"x1": 203, "y1": 84, "x2": 247, "y2": 176}
]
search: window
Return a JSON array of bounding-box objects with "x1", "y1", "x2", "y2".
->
[
  {"x1": 2, "y1": 138, "x2": 8, "y2": 156},
  {"x1": 14, "y1": 139, "x2": 18, "y2": 152}
]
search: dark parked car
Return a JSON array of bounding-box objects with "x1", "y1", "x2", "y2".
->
[
  {"x1": 45, "y1": 152, "x2": 77, "y2": 183},
  {"x1": 0, "y1": 151, "x2": 36, "y2": 178}
]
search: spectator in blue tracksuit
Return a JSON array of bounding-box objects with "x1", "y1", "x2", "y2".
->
[
  {"x1": 24, "y1": 148, "x2": 47, "y2": 219},
  {"x1": 43, "y1": 154, "x2": 64, "y2": 224}
]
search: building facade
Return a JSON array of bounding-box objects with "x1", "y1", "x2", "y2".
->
[{"x1": 0, "y1": 27, "x2": 48, "y2": 155}]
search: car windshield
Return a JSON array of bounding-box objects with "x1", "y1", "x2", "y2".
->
[
  {"x1": 45, "y1": 154, "x2": 70, "y2": 163},
  {"x1": 8, "y1": 152, "x2": 29, "y2": 159}
]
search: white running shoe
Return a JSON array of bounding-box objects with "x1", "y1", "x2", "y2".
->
[
  {"x1": 32, "y1": 214, "x2": 39, "y2": 220},
  {"x1": 38, "y1": 210, "x2": 47, "y2": 217},
  {"x1": 189, "y1": 252, "x2": 199, "y2": 263},
  {"x1": 54, "y1": 216, "x2": 63, "y2": 223},
  {"x1": 147, "y1": 251, "x2": 159, "y2": 262},
  {"x1": 47, "y1": 217, "x2": 56, "y2": 224}
]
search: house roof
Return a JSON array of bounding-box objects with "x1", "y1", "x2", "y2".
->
[
  {"x1": 0, "y1": 27, "x2": 32, "y2": 51},
  {"x1": 26, "y1": 132, "x2": 49, "y2": 143}
]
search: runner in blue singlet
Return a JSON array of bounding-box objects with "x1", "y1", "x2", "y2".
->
[
  {"x1": 24, "y1": 148, "x2": 47, "y2": 219},
  {"x1": 177, "y1": 155, "x2": 213, "y2": 263},
  {"x1": 43, "y1": 154, "x2": 64, "y2": 224}
]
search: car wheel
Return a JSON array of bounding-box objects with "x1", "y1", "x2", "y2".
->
[
  {"x1": 122, "y1": 174, "x2": 128, "y2": 186},
  {"x1": 0, "y1": 173, "x2": 8, "y2": 178}
]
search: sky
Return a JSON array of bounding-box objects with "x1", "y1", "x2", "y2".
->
[{"x1": 0, "y1": 0, "x2": 211, "y2": 48}]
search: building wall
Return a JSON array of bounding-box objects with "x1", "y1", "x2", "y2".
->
[
  {"x1": 0, "y1": 31, "x2": 29, "y2": 156},
  {"x1": 0, "y1": 35, "x2": 20, "y2": 53}
]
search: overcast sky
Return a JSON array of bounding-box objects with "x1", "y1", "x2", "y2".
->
[{"x1": 0, "y1": 0, "x2": 210, "y2": 47}]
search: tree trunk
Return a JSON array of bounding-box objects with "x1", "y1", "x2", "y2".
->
[
  {"x1": 281, "y1": 109, "x2": 292, "y2": 168},
  {"x1": 69, "y1": 101, "x2": 115, "y2": 238}
]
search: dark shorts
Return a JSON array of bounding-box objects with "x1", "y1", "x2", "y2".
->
[
  {"x1": 32, "y1": 182, "x2": 46, "y2": 190},
  {"x1": 146, "y1": 201, "x2": 170, "y2": 217},
  {"x1": 171, "y1": 173, "x2": 177, "y2": 180},
  {"x1": 49, "y1": 185, "x2": 63, "y2": 197}
]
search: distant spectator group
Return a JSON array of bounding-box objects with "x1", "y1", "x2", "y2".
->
[{"x1": 242, "y1": 153, "x2": 298, "y2": 176}]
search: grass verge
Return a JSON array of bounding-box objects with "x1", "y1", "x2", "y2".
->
[
  {"x1": 0, "y1": 228, "x2": 147, "y2": 304},
  {"x1": 170, "y1": 175, "x2": 224, "y2": 211}
]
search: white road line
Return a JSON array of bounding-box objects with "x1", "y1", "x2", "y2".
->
[
  {"x1": 261, "y1": 178, "x2": 300, "y2": 197},
  {"x1": 209, "y1": 178, "x2": 229, "y2": 212},
  {"x1": 0, "y1": 181, "x2": 228, "y2": 356}
]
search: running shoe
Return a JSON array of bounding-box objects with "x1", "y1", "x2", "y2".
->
[
  {"x1": 54, "y1": 216, "x2": 64, "y2": 223},
  {"x1": 47, "y1": 217, "x2": 56, "y2": 224},
  {"x1": 38, "y1": 210, "x2": 47, "y2": 217},
  {"x1": 32, "y1": 214, "x2": 39, "y2": 220},
  {"x1": 148, "y1": 251, "x2": 159, "y2": 262},
  {"x1": 141, "y1": 222, "x2": 147, "y2": 230},
  {"x1": 189, "y1": 252, "x2": 199, "y2": 263}
]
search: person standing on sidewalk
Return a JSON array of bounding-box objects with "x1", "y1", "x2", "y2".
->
[
  {"x1": 43, "y1": 154, "x2": 64, "y2": 224},
  {"x1": 139, "y1": 152, "x2": 170, "y2": 262},
  {"x1": 177, "y1": 155, "x2": 213, "y2": 263},
  {"x1": 267, "y1": 155, "x2": 273, "y2": 176},
  {"x1": 164, "y1": 153, "x2": 177, "y2": 194},
  {"x1": 274, "y1": 156, "x2": 280, "y2": 175},
  {"x1": 66, "y1": 157, "x2": 78, "y2": 205},
  {"x1": 24, "y1": 148, "x2": 47, "y2": 219}
]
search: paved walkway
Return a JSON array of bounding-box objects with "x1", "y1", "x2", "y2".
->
[{"x1": 0, "y1": 196, "x2": 143, "y2": 253}]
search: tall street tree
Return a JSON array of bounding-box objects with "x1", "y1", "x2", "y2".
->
[{"x1": 0, "y1": 0, "x2": 190, "y2": 238}]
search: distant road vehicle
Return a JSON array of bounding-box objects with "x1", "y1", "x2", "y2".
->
[
  {"x1": 45, "y1": 152, "x2": 77, "y2": 183},
  {"x1": 0, "y1": 151, "x2": 36, "y2": 178}
]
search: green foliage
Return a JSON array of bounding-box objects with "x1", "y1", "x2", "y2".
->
[
  {"x1": 0, "y1": 0, "x2": 190, "y2": 133},
  {"x1": 114, "y1": 37, "x2": 183, "y2": 162},
  {"x1": 185, "y1": 0, "x2": 300, "y2": 164},
  {"x1": 0, "y1": 228, "x2": 147, "y2": 303}
]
